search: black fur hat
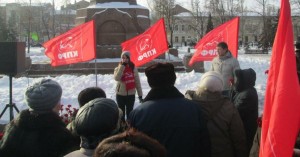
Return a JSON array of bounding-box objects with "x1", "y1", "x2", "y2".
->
[{"x1": 145, "y1": 63, "x2": 176, "y2": 88}]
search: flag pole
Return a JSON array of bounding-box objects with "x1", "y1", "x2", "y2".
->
[{"x1": 95, "y1": 59, "x2": 98, "y2": 86}]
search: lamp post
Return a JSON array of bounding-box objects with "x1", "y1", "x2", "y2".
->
[{"x1": 27, "y1": 0, "x2": 31, "y2": 53}]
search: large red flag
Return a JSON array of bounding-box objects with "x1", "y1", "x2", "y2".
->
[
  {"x1": 121, "y1": 18, "x2": 168, "y2": 67},
  {"x1": 189, "y1": 17, "x2": 239, "y2": 66},
  {"x1": 43, "y1": 20, "x2": 96, "y2": 66},
  {"x1": 259, "y1": 0, "x2": 300, "y2": 156}
]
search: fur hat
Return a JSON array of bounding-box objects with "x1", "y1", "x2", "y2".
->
[
  {"x1": 25, "y1": 79, "x2": 62, "y2": 112},
  {"x1": 77, "y1": 87, "x2": 106, "y2": 107},
  {"x1": 198, "y1": 71, "x2": 224, "y2": 92},
  {"x1": 145, "y1": 63, "x2": 176, "y2": 88},
  {"x1": 74, "y1": 98, "x2": 119, "y2": 138},
  {"x1": 121, "y1": 51, "x2": 130, "y2": 58}
]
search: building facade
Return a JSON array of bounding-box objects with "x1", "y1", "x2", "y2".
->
[{"x1": 1, "y1": 2, "x2": 299, "y2": 48}]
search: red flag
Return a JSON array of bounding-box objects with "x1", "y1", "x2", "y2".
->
[
  {"x1": 189, "y1": 17, "x2": 239, "y2": 66},
  {"x1": 43, "y1": 20, "x2": 96, "y2": 66},
  {"x1": 259, "y1": 0, "x2": 300, "y2": 156},
  {"x1": 121, "y1": 18, "x2": 168, "y2": 67}
]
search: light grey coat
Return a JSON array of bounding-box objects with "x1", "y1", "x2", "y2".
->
[{"x1": 210, "y1": 51, "x2": 240, "y2": 90}]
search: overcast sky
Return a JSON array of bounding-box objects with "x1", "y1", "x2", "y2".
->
[{"x1": 0, "y1": 0, "x2": 280, "y2": 11}]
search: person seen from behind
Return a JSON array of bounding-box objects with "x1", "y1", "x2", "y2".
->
[
  {"x1": 0, "y1": 79, "x2": 77, "y2": 157},
  {"x1": 65, "y1": 98, "x2": 120, "y2": 157},
  {"x1": 67, "y1": 87, "x2": 107, "y2": 135},
  {"x1": 231, "y1": 68, "x2": 258, "y2": 156},
  {"x1": 128, "y1": 63, "x2": 210, "y2": 157},
  {"x1": 94, "y1": 128, "x2": 167, "y2": 157},
  {"x1": 185, "y1": 71, "x2": 248, "y2": 157}
]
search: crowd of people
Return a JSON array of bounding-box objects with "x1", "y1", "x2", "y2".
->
[{"x1": 0, "y1": 41, "x2": 299, "y2": 157}]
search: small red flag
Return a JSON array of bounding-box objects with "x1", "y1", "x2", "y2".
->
[
  {"x1": 259, "y1": 0, "x2": 300, "y2": 156},
  {"x1": 43, "y1": 20, "x2": 96, "y2": 66},
  {"x1": 189, "y1": 17, "x2": 239, "y2": 66},
  {"x1": 121, "y1": 18, "x2": 168, "y2": 67}
]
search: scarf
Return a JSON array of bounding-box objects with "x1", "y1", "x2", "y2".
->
[{"x1": 121, "y1": 65, "x2": 135, "y2": 91}]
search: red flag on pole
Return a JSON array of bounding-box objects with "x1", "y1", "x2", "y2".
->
[
  {"x1": 43, "y1": 20, "x2": 96, "y2": 66},
  {"x1": 189, "y1": 17, "x2": 239, "y2": 66},
  {"x1": 259, "y1": 0, "x2": 300, "y2": 156},
  {"x1": 121, "y1": 18, "x2": 168, "y2": 67}
]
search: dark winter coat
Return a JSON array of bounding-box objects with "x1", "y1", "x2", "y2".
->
[
  {"x1": 232, "y1": 68, "x2": 258, "y2": 154},
  {"x1": 0, "y1": 109, "x2": 78, "y2": 157},
  {"x1": 185, "y1": 90, "x2": 248, "y2": 157},
  {"x1": 128, "y1": 86, "x2": 211, "y2": 157}
]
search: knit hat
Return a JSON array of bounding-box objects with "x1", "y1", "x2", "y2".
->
[
  {"x1": 145, "y1": 63, "x2": 176, "y2": 88},
  {"x1": 25, "y1": 79, "x2": 62, "y2": 112},
  {"x1": 198, "y1": 71, "x2": 224, "y2": 92},
  {"x1": 121, "y1": 51, "x2": 130, "y2": 58},
  {"x1": 74, "y1": 98, "x2": 119, "y2": 138}
]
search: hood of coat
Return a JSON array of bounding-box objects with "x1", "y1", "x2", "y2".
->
[
  {"x1": 233, "y1": 68, "x2": 256, "y2": 92},
  {"x1": 13, "y1": 109, "x2": 65, "y2": 130},
  {"x1": 143, "y1": 86, "x2": 183, "y2": 101},
  {"x1": 185, "y1": 89, "x2": 224, "y2": 119}
]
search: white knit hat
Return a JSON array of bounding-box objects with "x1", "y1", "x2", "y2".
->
[
  {"x1": 121, "y1": 51, "x2": 130, "y2": 58},
  {"x1": 198, "y1": 71, "x2": 224, "y2": 92}
]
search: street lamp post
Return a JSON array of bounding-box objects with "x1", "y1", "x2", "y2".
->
[{"x1": 27, "y1": 0, "x2": 31, "y2": 53}]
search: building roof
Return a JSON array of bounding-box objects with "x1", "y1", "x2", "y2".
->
[{"x1": 88, "y1": 2, "x2": 147, "y2": 9}]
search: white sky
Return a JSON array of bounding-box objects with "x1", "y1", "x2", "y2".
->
[
  {"x1": 0, "y1": 46, "x2": 269, "y2": 123},
  {"x1": 0, "y1": 0, "x2": 280, "y2": 10}
]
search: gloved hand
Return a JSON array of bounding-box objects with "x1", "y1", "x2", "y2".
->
[
  {"x1": 229, "y1": 78, "x2": 234, "y2": 86},
  {"x1": 138, "y1": 96, "x2": 143, "y2": 103},
  {"x1": 265, "y1": 69, "x2": 269, "y2": 74}
]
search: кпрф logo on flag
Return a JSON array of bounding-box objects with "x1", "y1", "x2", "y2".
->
[
  {"x1": 57, "y1": 33, "x2": 79, "y2": 60},
  {"x1": 136, "y1": 34, "x2": 157, "y2": 61},
  {"x1": 200, "y1": 32, "x2": 223, "y2": 56}
]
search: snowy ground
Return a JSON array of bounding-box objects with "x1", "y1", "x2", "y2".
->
[{"x1": 0, "y1": 47, "x2": 270, "y2": 123}]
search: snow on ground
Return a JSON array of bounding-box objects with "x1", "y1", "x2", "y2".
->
[{"x1": 0, "y1": 47, "x2": 270, "y2": 123}]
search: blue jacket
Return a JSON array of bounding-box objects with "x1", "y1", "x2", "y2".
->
[{"x1": 128, "y1": 86, "x2": 211, "y2": 157}]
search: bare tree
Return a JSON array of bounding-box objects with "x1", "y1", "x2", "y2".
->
[
  {"x1": 237, "y1": 0, "x2": 247, "y2": 46},
  {"x1": 205, "y1": 0, "x2": 226, "y2": 24},
  {"x1": 206, "y1": 13, "x2": 214, "y2": 33},
  {"x1": 148, "y1": 0, "x2": 177, "y2": 47},
  {"x1": 41, "y1": 6, "x2": 51, "y2": 41},
  {"x1": 204, "y1": 0, "x2": 240, "y2": 25},
  {"x1": 291, "y1": 0, "x2": 300, "y2": 12},
  {"x1": 0, "y1": 16, "x2": 9, "y2": 42},
  {"x1": 52, "y1": 0, "x2": 56, "y2": 37},
  {"x1": 250, "y1": 0, "x2": 278, "y2": 52},
  {"x1": 189, "y1": 0, "x2": 205, "y2": 40}
]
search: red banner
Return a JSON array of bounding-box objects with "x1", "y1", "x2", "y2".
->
[
  {"x1": 43, "y1": 20, "x2": 96, "y2": 66},
  {"x1": 189, "y1": 17, "x2": 239, "y2": 66},
  {"x1": 259, "y1": 0, "x2": 300, "y2": 156},
  {"x1": 121, "y1": 18, "x2": 168, "y2": 67}
]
